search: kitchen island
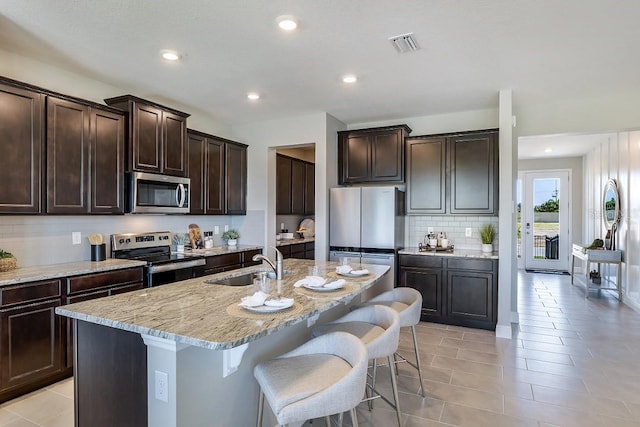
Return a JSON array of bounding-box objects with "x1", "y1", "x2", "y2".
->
[{"x1": 56, "y1": 259, "x2": 389, "y2": 427}]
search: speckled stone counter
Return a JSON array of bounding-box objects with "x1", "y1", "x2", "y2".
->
[
  {"x1": 399, "y1": 247, "x2": 499, "y2": 259},
  {"x1": 0, "y1": 258, "x2": 147, "y2": 286},
  {"x1": 275, "y1": 237, "x2": 315, "y2": 246},
  {"x1": 56, "y1": 259, "x2": 388, "y2": 350},
  {"x1": 182, "y1": 244, "x2": 263, "y2": 256}
]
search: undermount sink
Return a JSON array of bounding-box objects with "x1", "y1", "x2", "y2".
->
[{"x1": 204, "y1": 269, "x2": 294, "y2": 286}]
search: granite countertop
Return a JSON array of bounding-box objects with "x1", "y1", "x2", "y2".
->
[
  {"x1": 56, "y1": 259, "x2": 388, "y2": 351},
  {"x1": 182, "y1": 244, "x2": 263, "y2": 256},
  {"x1": 0, "y1": 259, "x2": 148, "y2": 287},
  {"x1": 399, "y1": 247, "x2": 499, "y2": 260},
  {"x1": 276, "y1": 237, "x2": 315, "y2": 246}
]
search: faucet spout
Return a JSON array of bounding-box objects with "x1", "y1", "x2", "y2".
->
[{"x1": 252, "y1": 247, "x2": 284, "y2": 280}]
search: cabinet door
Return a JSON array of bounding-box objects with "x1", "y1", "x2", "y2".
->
[
  {"x1": 276, "y1": 155, "x2": 292, "y2": 214},
  {"x1": 188, "y1": 132, "x2": 206, "y2": 214},
  {"x1": 400, "y1": 267, "x2": 443, "y2": 318},
  {"x1": 304, "y1": 162, "x2": 315, "y2": 215},
  {"x1": 162, "y1": 111, "x2": 187, "y2": 177},
  {"x1": 132, "y1": 102, "x2": 162, "y2": 173},
  {"x1": 340, "y1": 133, "x2": 370, "y2": 184},
  {"x1": 449, "y1": 132, "x2": 497, "y2": 214},
  {"x1": 289, "y1": 243, "x2": 306, "y2": 259},
  {"x1": 290, "y1": 159, "x2": 306, "y2": 214},
  {"x1": 225, "y1": 143, "x2": 247, "y2": 215},
  {"x1": 90, "y1": 108, "x2": 125, "y2": 213},
  {"x1": 205, "y1": 138, "x2": 225, "y2": 214},
  {"x1": 0, "y1": 83, "x2": 43, "y2": 213},
  {"x1": 46, "y1": 97, "x2": 89, "y2": 213},
  {"x1": 446, "y1": 270, "x2": 495, "y2": 327},
  {"x1": 0, "y1": 299, "x2": 64, "y2": 390},
  {"x1": 406, "y1": 137, "x2": 446, "y2": 214},
  {"x1": 371, "y1": 130, "x2": 403, "y2": 181}
]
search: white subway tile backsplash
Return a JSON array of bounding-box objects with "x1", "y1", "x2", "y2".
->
[{"x1": 406, "y1": 215, "x2": 499, "y2": 250}]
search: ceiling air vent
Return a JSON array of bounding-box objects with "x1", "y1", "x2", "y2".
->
[{"x1": 388, "y1": 32, "x2": 420, "y2": 53}]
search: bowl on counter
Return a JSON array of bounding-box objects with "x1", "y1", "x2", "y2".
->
[{"x1": 280, "y1": 232, "x2": 294, "y2": 240}]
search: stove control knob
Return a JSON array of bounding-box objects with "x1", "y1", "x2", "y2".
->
[
  {"x1": 119, "y1": 239, "x2": 125, "y2": 244},
  {"x1": 126, "y1": 238, "x2": 131, "y2": 244}
]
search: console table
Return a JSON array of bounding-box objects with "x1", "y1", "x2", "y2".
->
[{"x1": 571, "y1": 243, "x2": 622, "y2": 300}]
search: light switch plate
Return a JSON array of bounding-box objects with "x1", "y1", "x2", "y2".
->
[
  {"x1": 155, "y1": 370, "x2": 168, "y2": 402},
  {"x1": 465, "y1": 228, "x2": 473, "y2": 237},
  {"x1": 214, "y1": 226, "x2": 219, "y2": 235},
  {"x1": 72, "y1": 232, "x2": 81, "y2": 245},
  {"x1": 224, "y1": 225, "x2": 229, "y2": 232}
]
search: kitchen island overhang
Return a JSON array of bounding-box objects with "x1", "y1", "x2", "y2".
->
[{"x1": 57, "y1": 259, "x2": 390, "y2": 427}]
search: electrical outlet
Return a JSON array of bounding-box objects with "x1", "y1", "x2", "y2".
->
[
  {"x1": 427, "y1": 227, "x2": 434, "y2": 233},
  {"x1": 155, "y1": 370, "x2": 168, "y2": 402},
  {"x1": 214, "y1": 226, "x2": 219, "y2": 235},
  {"x1": 72, "y1": 232, "x2": 81, "y2": 245},
  {"x1": 224, "y1": 225, "x2": 229, "y2": 232},
  {"x1": 465, "y1": 228, "x2": 473, "y2": 237}
]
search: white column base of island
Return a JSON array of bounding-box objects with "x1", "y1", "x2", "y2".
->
[{"x1": 59, "y1": 260, "x2": 390, "y2": 427}]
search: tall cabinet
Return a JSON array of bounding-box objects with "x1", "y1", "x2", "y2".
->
[
  {"x1": 276, "y1": 154, "x2": 315, "y2": 215},
  {"x1": 187, "y1": 129, "x2": 247, "y2": 215}
]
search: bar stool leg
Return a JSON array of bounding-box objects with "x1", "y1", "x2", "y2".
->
[
  {"x1": 411, "y1": 325, "x2": 426, "y2": 397},
  {"x1": 350, "y1": 408, "x2": 359, "y2": 427},
  {"x1": 257, "y1": 389, "x2": 265, "y2": 427},
  {"x1": 368, "y1": 359, "x2": 377, "y2": 410},
  {"x1": 387, "y1": 355, "x2": 402, "y2": 427}
]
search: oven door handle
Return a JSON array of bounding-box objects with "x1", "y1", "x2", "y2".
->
[
  {"x1": 176, "y1": 183, "x2": 186, "y2": 208},
  {"x1": 148, "y1": 258, "x2": 205, "y2": 274}
]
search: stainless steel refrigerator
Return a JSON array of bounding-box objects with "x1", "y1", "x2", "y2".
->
[{"x1": 329, "y1": 186, "x2": 404, "y2": 299}]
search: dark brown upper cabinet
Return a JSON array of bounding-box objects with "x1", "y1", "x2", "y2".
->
[
  {"x1": 338, "y1": 124, "x2": 411, "y2": 184},
  {"x1": 276, "y1": 154, "x2": 315, "y2": 215},
  {"x1": 187, "y1": 129, "x2": 246, "y2": 215},
  {"x1": 105, "y1": 95, "x2": 189, "y2": 177},
  {"x1": 406, "y1": 129, "x2": 498, "y2": 215},
  {"x1": 0, "y1": 82, "x2": 44, "y2": 214},
  {"x1": 46, "y1": 97, "x2": 125, "y2": 214}
]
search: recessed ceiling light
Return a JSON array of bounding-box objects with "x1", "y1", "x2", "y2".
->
[
  {"x1": 277, "y1": 15, "x2": 298, "y2": 31},
  {"x1": 160, "y1": 50, "x2": 181, "y2": 61},
  {"x1": 247, "y1": 92, "x2": 260, "y2": 101},
  {"x1": 342, "y1": 75, "x2": 358, "y2": 84},
  {"x1": 544, "y1": 148, "x2": 553, "y2": 153}
]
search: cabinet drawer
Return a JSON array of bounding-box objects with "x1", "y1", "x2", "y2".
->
[
  {"x1": 67, "y1": 268, "x2": 143, "y2": 295},
  {"x1": 242, "y1": 249, "x2": 262, "y2": 264},
  {"x1": 205, "y1": 253, "x2": 242, "y2": 269},
  {"x1": 446, "y1": 258, "x2": 494, "y2": 272},
  {"x1": 0, "y1": 279, "x2": 62, "y2": 307},
  {"x1": 399, "y1": 255, "x2": 443, "y2": 269}
]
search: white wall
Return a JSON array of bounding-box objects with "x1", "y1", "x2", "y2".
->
[{"x1": 583, "y1": 131, "x2": 640, "y2": 311}]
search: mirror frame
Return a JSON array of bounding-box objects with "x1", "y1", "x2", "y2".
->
[{"x1": 602, "y1": 178, "x2": 621, "y2": 230}]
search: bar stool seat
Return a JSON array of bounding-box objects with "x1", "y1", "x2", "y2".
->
[
  {"x1": 312, "y1": 305, "x2": 402, "y2": 426},
  {"x1": 357, "y1": 287, "x2": 426, "y2": 397},
  {"x1": 254, "y1": 331, "x2": 368, "y2": 427}
]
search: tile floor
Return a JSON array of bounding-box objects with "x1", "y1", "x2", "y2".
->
[{"x1": 2, "y1": 271, "x2": 640, "y2": 426}]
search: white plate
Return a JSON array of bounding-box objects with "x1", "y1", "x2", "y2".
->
[
  {"x1": 303, "y1": 283, "x2": 345, "y2": 292},
  {"x1": 337, "y1": 270, "x2": 369, "y2": 277},
  {"x1": 241, "y1": 300, "x2": 294, "y2": 313}
]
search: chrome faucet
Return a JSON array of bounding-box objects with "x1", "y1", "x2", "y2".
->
[{"x1": 252, "y1": 246, "x2": 284, "y2": 280}]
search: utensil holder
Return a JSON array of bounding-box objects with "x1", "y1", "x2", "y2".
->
[{"x1": 91, "y1": 244, "x2": 106, "y2": 262}]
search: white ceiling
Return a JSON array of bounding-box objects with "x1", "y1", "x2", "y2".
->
[{"x1": 2, "y1": 1, "x2": 638, "y2": 158}]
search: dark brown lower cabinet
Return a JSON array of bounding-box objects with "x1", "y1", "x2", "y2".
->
[
  {"x1": 0, "y1": 279, "x2": 68, "y2": 402},
  {"x1": 279, "y1": 242, "x2": 315, "y2": 260},
  {"x1": 399, "y1": 254, "x2": 497, "y2": 330},
  {"x1": 198, "y1": 249, "x2": 263, "y2": 276}
]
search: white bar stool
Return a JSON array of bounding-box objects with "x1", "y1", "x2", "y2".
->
[
  {"x1": 358, "y1": 287, "x2": 426, "y2": 396},
  {"x1": 312, "y1": 305, "x2": 402, "y2": 427},
  {"x1": 254, "y1": 331, "x2": 368, "y2": 427}
]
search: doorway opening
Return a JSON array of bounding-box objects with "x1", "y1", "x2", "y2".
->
[{"x1": 518, "y1": 170, "x2": 571, "y2": 272}]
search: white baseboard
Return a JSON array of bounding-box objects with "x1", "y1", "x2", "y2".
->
[{"x1": 495, "y1": 324, "x2": 512, "y2": 339}]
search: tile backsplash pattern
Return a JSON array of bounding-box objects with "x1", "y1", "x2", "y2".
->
[{"x1": 407, "y1": 215, "x2": 499, "y2": 250}]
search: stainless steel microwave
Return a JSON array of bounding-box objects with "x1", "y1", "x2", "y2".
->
[{"x1": 128, "y1": 172, "x2": 190, "y2": 214}]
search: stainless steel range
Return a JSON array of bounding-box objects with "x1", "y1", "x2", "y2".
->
[{"x1": 111, "y1": 231, "x2": 205, "y2": 287}]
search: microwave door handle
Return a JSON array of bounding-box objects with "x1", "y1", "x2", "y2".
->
[{"x1": 176, "y1": 184, "x2": 186, "y2": 207}]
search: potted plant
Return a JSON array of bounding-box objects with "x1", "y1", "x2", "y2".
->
[
  {"x1": 172, "y1": 233, "x2": 189, "y2": 252},
  {"x1": 480, "y1": 224, "x2": 495, "y2": 253},
  {"x1": 0, "y1": 249, "x2": 17, "y2": 272},
  {"x1": 222, "y1": 229, "x2": 240, "y2": 246}
]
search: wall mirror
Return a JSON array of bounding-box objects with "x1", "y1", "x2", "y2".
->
[{"x1": 603, "y1": 178, "x2": 620, "y2": 229}]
